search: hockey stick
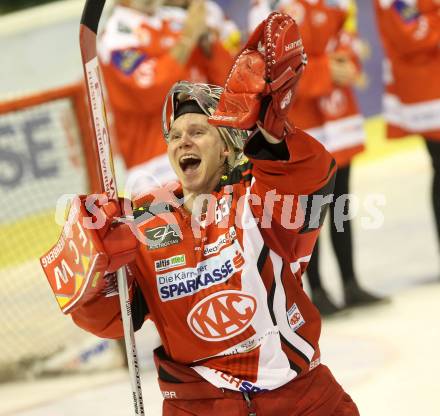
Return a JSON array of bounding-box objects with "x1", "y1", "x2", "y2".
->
[{"x1": 79, "y1": 1, "x2": 145, "y2": 415}]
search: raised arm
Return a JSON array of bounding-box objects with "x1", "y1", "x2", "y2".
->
[{"x1": 209, "y1": 11, "x2": 336, "y2": 266}]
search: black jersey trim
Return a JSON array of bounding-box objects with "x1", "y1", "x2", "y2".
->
[
  {"x1": 288, "y1": 359, "x2": 303, "y2": 375},
  {"x1": 257, "y1": 245, "x2": 270, "y2": 273},
  {"x1": 154, "y1": 346, "x2": 184, "y2": 383},
  {"x1": 131, "y1": 282, "x2": 149, "y2": 332},
  {"x1": 268, "y1": 281, "x2": 277, "y2": 327},
  {"x1": 244, "y1": 130, "x2": 290, "y2": 161},
  {"x1": 158, "y1": 366, "x2": 183, "y2": 383},
  {"x1": 280, "y1": 333, "x2": 311, "y2": 365},
  {"x1": 299, "y1": 168, "x2": 336, "y2": 234}
]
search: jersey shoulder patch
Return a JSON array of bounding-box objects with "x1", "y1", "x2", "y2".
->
[
  {"x1": 111, "y1": 49, "x2": 147, "y2": 75},
  {"x1": 392, "y1": 0, "x2": 420, "y2": 23}
]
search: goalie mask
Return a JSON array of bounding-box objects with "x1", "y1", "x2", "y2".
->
[{"x1": 162, "y1": 81, "x2": 247, "y2": 169}]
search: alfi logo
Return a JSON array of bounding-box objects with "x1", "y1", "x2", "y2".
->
[
  {"x1": 187, "y1": 290, "x2": 257, "y2": 342},
  {"x1": 145, "y1": 224, "x2": 181, "y2": 250},
  {"x1": 155, "y1": 254, "x2": 186, "y2": 272}
]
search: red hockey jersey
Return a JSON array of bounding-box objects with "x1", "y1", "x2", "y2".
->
[
  {"x1": 374, "y1": 0, "x2": 440, "y2": 140},
  {"x1": 98, "y1": 4, "x2": 234, "y2": 190},
  {"x1": 71, "y1": 129, "x2": 336, "y2": 393},
  {"x1": 250, "y1": 0, "x2": 365, "y2": 167}
]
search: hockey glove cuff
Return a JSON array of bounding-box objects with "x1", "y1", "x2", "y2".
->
[{"x1": 209, "y1": 12, "x2": 307, "y2": 140}]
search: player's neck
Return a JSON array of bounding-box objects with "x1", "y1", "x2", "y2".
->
[{"x1": 182, "y1": 177, "x2": 222, "y2": 214}]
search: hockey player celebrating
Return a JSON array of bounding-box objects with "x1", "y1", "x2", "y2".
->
[{"x1": 45, "y1": 12, "x2": 359, "y2": 416}]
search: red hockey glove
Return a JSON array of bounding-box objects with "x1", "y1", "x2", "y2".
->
[
  {"x1": 40, "y1": 194, "x2": 138, "y2": 314},
  {"x1": 209, "y1": 12, "x2": 306, "y2": 139},
  {"x1": 93, "y1": 196, "x2": 139, "y2": 273}
]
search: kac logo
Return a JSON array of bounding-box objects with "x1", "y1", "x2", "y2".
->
[{"x1": 187, "y1": 290, "x2": 257, "y2": 342}]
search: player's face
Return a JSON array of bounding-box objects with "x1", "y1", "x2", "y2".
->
[{"x1": 167, "y1": 113, "x2": 229, "y2": 196}]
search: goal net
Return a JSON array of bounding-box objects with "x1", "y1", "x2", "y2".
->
[{"x1": 0, "y1": 84, "x2": 121, "y2": 381}]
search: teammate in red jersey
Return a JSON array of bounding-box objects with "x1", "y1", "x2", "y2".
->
[
  {"x1": 48, "y1": 12, "x2": 359, "y2": 415},
  {"x1": 374, "y1": 0, "x2": 440, "y2": 269},
  {"x1": 250, "y1": 0, "x2": 386, "y2": 316},
  {"x1": 98, "y1": 0, "x2": 237, "y2": 195}
]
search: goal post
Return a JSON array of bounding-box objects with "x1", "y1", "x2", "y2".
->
[{"x1": 0, "y1": 82, "x2": 120, "y2": 381}]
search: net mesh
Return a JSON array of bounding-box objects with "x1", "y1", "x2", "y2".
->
[{"x1": 0, "y1": 85, "x2": 105, "y2": 381}]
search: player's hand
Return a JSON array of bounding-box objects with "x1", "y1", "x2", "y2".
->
[
  {"x1": 329, "y1": 51, "x2": 360, "y2": 87},
  {"x1": 171, "y1": 0, "x2": 208, "y2": 63},
  {"x1": 92, "y1": 196, "x2": 139, "y2": 273},
  {"x1": 183, "y1": 0, "x2": 208, "y2": 44},
  {"x1": 209, "y1": 12, "x2": 307, "y2": 140}
]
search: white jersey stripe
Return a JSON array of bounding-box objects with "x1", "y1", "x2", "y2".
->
[
  {"x1": 241, "y1": 185, "x2": 297, "y2": 388},
  {"x1": 383, "y1": 93, "x2": 440, "y2": 132},
  {"x1": 290, "y1": 255, "x2": 312, "y2": 274},
  {"x1": 270, "y1": 250, "x2": 315, "y2": 362},
  {"x1": 306, "y1": 115, "x2": 365, "y2": 153}
]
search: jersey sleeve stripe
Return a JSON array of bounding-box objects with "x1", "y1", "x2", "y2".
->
[{"x1": 269, "y1": 250, "x2": 316, "y2": 362}]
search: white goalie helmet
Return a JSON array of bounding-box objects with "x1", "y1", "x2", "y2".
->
[{"x1": 162, "y1": 81, "x2": 247, "y2": 169}]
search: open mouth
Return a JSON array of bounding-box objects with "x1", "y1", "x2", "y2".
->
[{"x1": 179, "y1": 154, "x2": 201, "y2": 174}]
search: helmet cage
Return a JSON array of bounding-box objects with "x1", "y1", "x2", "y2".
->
[{"x1": 162, "y1": 81, "x2": 246, "y2": 168}]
